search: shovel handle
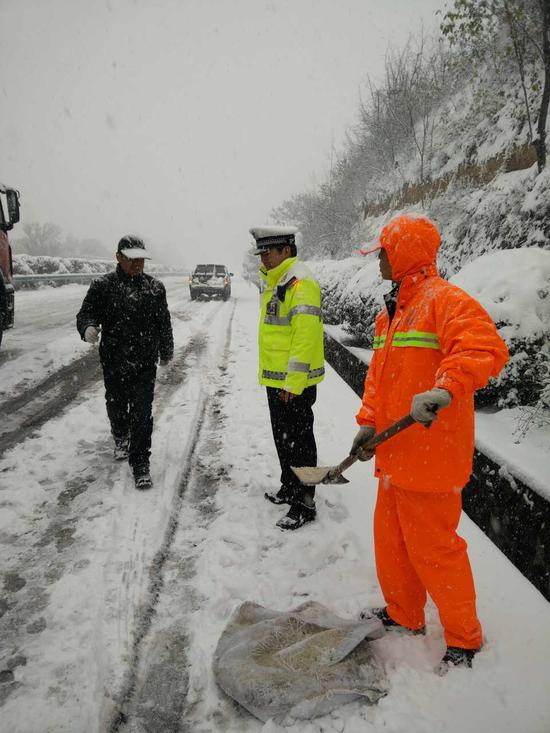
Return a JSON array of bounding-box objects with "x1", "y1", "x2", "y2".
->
[{"x1": 328, "y1": 414, "x2": 417, "y2": 480}]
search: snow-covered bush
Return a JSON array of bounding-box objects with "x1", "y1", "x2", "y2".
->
[
  {"x1": 12, "y1": 254, "x2": 113, "y2": 276},
  {"x1": 11, "y1": 256, "x2": 34, "y2": 276},
  {"x1": 12, "y1": 254, "x2": 175, "y2": 277},
  {"x1": 309, "y1": 258, "x2": 365, "y2": 325}
]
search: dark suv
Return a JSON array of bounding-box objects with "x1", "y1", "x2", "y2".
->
[{"x1": 189, "y1": 264, "x2": 232, "y2": 301}]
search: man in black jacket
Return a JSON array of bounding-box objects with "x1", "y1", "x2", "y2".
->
[{"x1": 76, "y1": 236, "x2": 174, "y2": 489}]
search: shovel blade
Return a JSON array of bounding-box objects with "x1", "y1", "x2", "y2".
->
[{"x1": 291, "y1": 465, "x2": 350, "y2": 486}]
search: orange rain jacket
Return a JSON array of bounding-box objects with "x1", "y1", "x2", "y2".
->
[{"x1": 356, "y1": 217, "x2": 509, "y2": 493}]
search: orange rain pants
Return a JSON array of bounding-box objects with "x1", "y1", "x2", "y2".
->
[{"x1": 374, "y1": 480, "x2": 482, "y2": 649}]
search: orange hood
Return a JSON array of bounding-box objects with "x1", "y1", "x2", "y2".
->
[{"x1": 379, "y1": 215, "x2": 441, "y2": 282}]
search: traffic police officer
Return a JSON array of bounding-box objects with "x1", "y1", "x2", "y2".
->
[{"x1": 250, "y1": 225, "x2": 324, "y2": 530}]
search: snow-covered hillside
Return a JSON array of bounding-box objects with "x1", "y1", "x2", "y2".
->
[{"x1": 355, "y1": 164, "x2": 550, "y2": 279}]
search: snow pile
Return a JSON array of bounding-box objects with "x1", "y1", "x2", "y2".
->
[
  {"x1": 450, "y1": 248, "x2": 550, "y2": 341},
  {"x1": 451, "y1": 247, "x2": 550, "y2": 407},
  {"x1": 309, "y1": 247, "x2": 550, "y2": 408}
]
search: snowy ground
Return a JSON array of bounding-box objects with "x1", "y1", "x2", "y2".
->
[
  {"x1": 1, "y1": 280, "x2": 549, "y2": 732},
  {"x1": 0, "y1": 283, "x2": 93, "y2": 400}
]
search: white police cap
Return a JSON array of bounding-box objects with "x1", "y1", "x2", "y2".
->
[{"x1": 249, "y1": 225, "x2": 299, "y2": 255}]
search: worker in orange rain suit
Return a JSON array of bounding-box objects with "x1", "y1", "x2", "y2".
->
[{"x1": 350, "y1": 214, "x2": 508, "y2": 673}]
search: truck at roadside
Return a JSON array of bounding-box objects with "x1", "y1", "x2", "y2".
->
[{"x1": 0, "y1": 184, "x2": 21, "y2": 347}]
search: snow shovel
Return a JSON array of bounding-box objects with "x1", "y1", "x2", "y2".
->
[{"x1": 291, "y1": 414, "x2": 416, "y2": 486}]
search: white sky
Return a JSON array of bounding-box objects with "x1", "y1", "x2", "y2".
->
[{"x1": 0, "y1": 0, "x2": 445, "y2": 268}]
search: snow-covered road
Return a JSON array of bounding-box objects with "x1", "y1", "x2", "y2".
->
[
  {"x1": 1, "y1": 280, "x2": 549, "y2": 733},
  {"x1": 0, "y1": 280, "x2": 189, "y2": 456}
]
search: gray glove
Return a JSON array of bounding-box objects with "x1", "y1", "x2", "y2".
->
[
  {"x1": 411, "y1": 388, "x2": 451, "y2": 426},
  {"x1": 350, "y1": 425, "x2": 376, "y2": 461},
  {"x1": 84, "y1": 325, "x2": 100, "y2": 344}
]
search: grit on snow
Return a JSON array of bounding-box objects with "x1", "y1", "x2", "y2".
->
[{"x1": 1, "y1": 279, "x2": 549, "y2": 733}]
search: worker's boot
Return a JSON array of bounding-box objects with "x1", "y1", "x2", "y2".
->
[
  {"x1": 436, "y1": 646, "x2": 479, "y2": 675},
  {"x1": 359, "y1": 607, "x2": 426, "y2": 635}
]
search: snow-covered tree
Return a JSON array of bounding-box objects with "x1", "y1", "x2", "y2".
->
[{"x1": 441, "y1": 0, "x2": 550, "y2": 171}]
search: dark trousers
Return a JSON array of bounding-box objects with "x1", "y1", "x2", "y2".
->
[
  {"x1": 103, "y1": 366, "x2": 156, "y2": 472},
  {"x1": 266, "y1": 386, "x2": 317, "y2": 502}
]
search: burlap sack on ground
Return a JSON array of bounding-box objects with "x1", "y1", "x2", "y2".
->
[{"x1": 213, "y1": 600, "x2": 387, "y2": 723}]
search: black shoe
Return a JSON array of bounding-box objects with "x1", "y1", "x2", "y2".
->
[
  {"x1": 276, "y1": 501, "x2": 316, "y2": 530},
  {"x1": 113, "y1": 435, "x2": 129, "y2": 461},
  {"x1": 264, "y1": 486, "x2": 293, "y2": 505},
  {"x1": 436, "y1": 646, "x2": 479, "y2": 675},
  {"x1": 359, "y1": 606, "x2": 426, "y2": 635},
  {"x1": 134, "y1": 468, "x2": 152, "y2": 490}
]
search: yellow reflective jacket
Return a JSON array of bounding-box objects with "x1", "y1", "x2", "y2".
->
[{"x1": 258, "y1": 257, "x2": 324, "y2": 395}]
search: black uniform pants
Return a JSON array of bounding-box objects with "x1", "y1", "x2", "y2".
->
[
  {"x1": 103, "y1": 366, "x2": 156, "y2": 472},
  {"x1": 266, "y1": 385, "x2": 317, "y2": 502}
]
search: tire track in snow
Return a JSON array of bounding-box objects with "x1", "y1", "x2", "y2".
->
[
  {"x1": 0, "y1": 350, "x2": 103, "y2": 458},
  {"x1": 108, "y1": 299, "x2": 236, "y2": 732},
  {"x1": 131, "y1": 310, "x2": 239, "y2": 733},
  {"x1": 0, "y1": 332, "x2": 208, "y2": 714},
  {"x1": 0, "y1": 298, "x2": 230, "y2": 721}
]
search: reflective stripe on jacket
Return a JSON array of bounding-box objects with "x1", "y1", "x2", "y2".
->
[
  {"x1": 356, "y1": 263, "x2": 508, "y2": 493},
  {"x1": 258, "y1": 257, "x2": 324, "y2": 394}
]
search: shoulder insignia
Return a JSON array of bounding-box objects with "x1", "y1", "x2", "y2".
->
[{"x1": 277, "y1": 276, "x2": 298, "y2": 302}]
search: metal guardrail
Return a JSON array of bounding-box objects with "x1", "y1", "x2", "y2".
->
[{"x1": 14, "y1": 271, "x2": 188, "y2": 287}]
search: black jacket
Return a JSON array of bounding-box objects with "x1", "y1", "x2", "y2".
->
[{"x1": 76, "y1": 266, "x2": 174, "y2": 373}]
